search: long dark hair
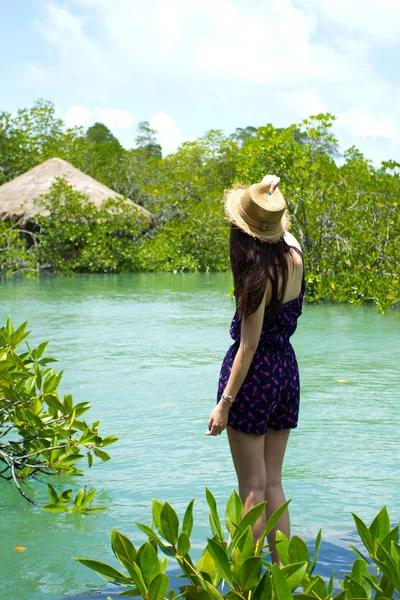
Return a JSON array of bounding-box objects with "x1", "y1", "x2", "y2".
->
[{"x1": 230, "y1": 225, "x2": 292, "y2": 319}]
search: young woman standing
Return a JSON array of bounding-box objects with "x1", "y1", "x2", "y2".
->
[{"x1": 207, "y1": 175, "x2": 305, "y2": 563}]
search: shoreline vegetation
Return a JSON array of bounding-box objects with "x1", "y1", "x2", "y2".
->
[{"x1": 0, "y1": 99, "x2": 399, "y2": 311}]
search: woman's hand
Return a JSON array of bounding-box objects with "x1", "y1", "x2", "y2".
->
[
  {"x1": 206, "y1": 401, "x2": 230, "y2": 436},
  {"x1": 261, "y1": 174, "x2": 281, "y2": 194}
]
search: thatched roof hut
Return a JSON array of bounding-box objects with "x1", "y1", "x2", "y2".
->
[{"x1": 0, "y1": 157, "x2": 153, "y2": 224}]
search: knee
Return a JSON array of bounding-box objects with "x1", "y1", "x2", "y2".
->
[
  {"x1": 241, "y1": 477, "x2": 267, "y2": 499},
  {"x1": 265, "y1": 478, "x2": 282, "y2": 492}
]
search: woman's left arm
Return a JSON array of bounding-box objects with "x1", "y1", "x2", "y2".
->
[{"x1": 206, "y1": 292, "x2": 267, "y2": 436}]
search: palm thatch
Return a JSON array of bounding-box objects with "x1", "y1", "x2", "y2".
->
[{"x1": 0, "y1": 157, "x2": 154, "y2": 224}]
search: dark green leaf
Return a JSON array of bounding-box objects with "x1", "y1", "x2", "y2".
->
[
  {"x1": 370, "y1": 506, "x2": 390, "y2": 542},
  {"x1": 148, "y1": 573, "x2": 169, "y2": 600},
  {"x1": 73, "y1": 558, "x2": 132, "y2": 585},
  {"x1": 252, "y1": 570, "x2": 272, "y2": 600},
  {"x1": 205, "y1": 488, "x2": 224, "y2": 542},
  {"x1": 238, "y1": 556, "x2": 263, "y2": 592},
  {"x1": 139, "y1": 542, "x2": 161, "y2": 587},
  {"x1": 225, "y1": 489, "x2": 242, "y2": 534},
  {"x1": 352, "y1": 513, "x2": 375, "y2": 556},
  {"x1": 263, "y1": 500, "x2": 291, "y2": 538},
  {"x1": 288, "y1": 536, "x2": 310, "y2": 565},
  {"x1": 111, "y1": 529, "x2": 137, "y2": 576},
  {"x1": 271, "y1": 563, "x2": 293, "y2": 600},
  {"x1": 207, "y1": 538, "x2": 233, "y2": 587},
  {"x1": 47, "y1": 483, "x2": 58, "y2": 504},
  {"x1": 309, "y1": 529, "x2": 322, "y2": 575},
  {"x1": 160, "y1": 502, "x2": 179, "y2": 545}
]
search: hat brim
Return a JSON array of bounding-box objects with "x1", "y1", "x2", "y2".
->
[{"x1": 224, "y1": 187, "x2": 290, "y2": 243}]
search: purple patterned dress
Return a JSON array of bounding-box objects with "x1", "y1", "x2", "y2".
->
[{"x1": 217, "y1": 247, "x2": 305, "y2": 435}]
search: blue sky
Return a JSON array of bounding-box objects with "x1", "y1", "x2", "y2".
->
[{"x1": 1, "y1": 0, "x2": 400, "y2": 162}]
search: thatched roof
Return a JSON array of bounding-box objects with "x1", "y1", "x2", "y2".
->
[{"x1": 0, "y1": 157, "x2": 153, "y2": 224}]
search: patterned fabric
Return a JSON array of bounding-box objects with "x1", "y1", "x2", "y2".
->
[{"x1": 217, "y1": 247, "x2": 305, "y2": 435}]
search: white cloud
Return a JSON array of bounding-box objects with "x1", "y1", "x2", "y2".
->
[
  {"x1": 336, "y1": 107, "x2": 400, "y2": 139},
  {"x1": 29, "y1": 0, "x2": 400, "y2": 162},
  {"x1": 20, "y1": 62, "x2": 49, "y2": 85},
  {"x1": 64, "y1": 105, "x2": 135, "y2": 130},
  {"x1": 297, "y1": 0, "x2": 400, "y2": 46},
  {"x1": 149, "y1": 111, "x2": 186, "y2": 155}
]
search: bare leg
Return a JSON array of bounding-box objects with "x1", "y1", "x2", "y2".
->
[
  {"x1": 227, "y1": 426, "x2": 266, "y2": 542},
  {"x1": 264, "y1": 428, "x2": 290, "y2": 564}
]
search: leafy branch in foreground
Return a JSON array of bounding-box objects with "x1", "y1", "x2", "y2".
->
[
  {"x1": 74, "y1": 490, "x2": 400, "y2": 600},
  {"x1": 0, "y1": 318, "x2": 117, "y2": 504}
]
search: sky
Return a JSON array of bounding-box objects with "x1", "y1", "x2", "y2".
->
[{"x1": 1, "y1": 0, "x2": 400, "y2": 162}]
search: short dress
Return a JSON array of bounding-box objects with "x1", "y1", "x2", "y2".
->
[{"x1": 217, "y1": 246, "x2": 305, "y2": 435}]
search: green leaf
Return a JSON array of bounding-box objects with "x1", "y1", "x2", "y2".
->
[
  {"x1": 351, "y1": 559, "x2": 371, "y2": 594},
  {"x1": 177, "y1": 531, "x2": 191, "y2": 556},
  {"x1": 182, "y1": 499, "x2": 195, "y2": 537},
  {"x1": 207, "y1": 538, "x2": 233, "y2": 587},
  {"x1": 280, "y1": 562, "x2": 308, "y2": 592},
  {"x1": 238, "y1": 556, "x2": 263, "y2": 592},
  {"x1": 252, "y1": 570, "x2": 272, "y2": 600},
  {"x1": 275, "y1": 530, "x2": 290, "y2": 566},
  {"x1": 288, "y1": 536, "x2": 310, "y2": 565},
  {"x1": 179, "y1": 585, "x2": 209, "y2": 600},
  {"x1": 59, "y1": 489, "x2": 72, "y2": 503},
  {"x1": 352, "y1": 513, "x2": 375, "y2": 556},
  {"x1": 205, "y1": 488, "x2": 224, "y2": 542},
  {"x1": 87, "y1": 451, "x2": 93, "y2": 468},
  {"x1": 111, "y1": 529, "x2": 137, "y2": 576},
  {"x1": 271, "y1": 562, "x2": 293, "y2": 600},
  {"x1": 47, "y1": 483, "x2": 59, "y2": 504},
  {"x1": 93, "y1": 447, "x2": 111, "y2": 461},
  {"x1": 343, "y1": 575, "x2": 368, "y2": 599},
  {"x1": 42, "y1": 503, "x2": 69, "y2": 513},
  {"x1": 118, "y1": 588, "x2": 141, "y2": 597},
  {"x1": 73, "y1": 558, "x2": 132, "y2": 585},
  {"x1": 349, "y1": 544, "x2": 371, "y2": 565},
  {"x1": 129, "y1": 562, "x2": 148, "y2": 597},
  {"x1": 380, "y1": 526, "x2": 399, "y2": 553},
  {"x1": 44, "y1": 394, "x2": 66, "y2": 413},
  {"x1": 235, "y1": 526, "x2": 254, "y2": 561},
  {"x1": 134, "y1": 523, "x2": 175, "y2": 557},
  {"x1": 80, "y1": 489, "x2": 97, "y2": 509},
  {"x1": 160, "y1": 502, "x2": 179, "y2": 545},
  {"x1": 197, "y1": 548, "x2": 218, "y2": 586},
  {"x1": 152, "y1": 499, "x2": 164, "y2": 534},
  {"x1": 74, "y1": 487, "x2": 86, "y2": 508},
  {"x1": 148, "y1": 573, "x2": 169, "y2": 600},
  {"x1": 239, "y1": 502, "x2": 266, "y2": 535},
  {"x1": 139, "y1": 542, "x2": 161, "y2": 587},
  {"x1": 225, "y1": 489, "x2": 243, "y2": 533},
  {"x1": 370, "y1": 506, "x2": 390, "y2": 542},
  {"x1": 309, "y1": 529, "x2": 322, "y2": 575},
  {"x1": 263, "y1": 500, "x2": 291, "y2": 538},
  {"x1": 203, "y1": 581, "x2": 225, "y2": 600}
]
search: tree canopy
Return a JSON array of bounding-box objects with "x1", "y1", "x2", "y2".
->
[{"x1": 0, "y1": 100, "x2": 399, "y2": 310}]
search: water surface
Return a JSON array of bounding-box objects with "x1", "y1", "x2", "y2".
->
[{"x1": 0, "y1": 273, "x2": 399, "y2": 599}]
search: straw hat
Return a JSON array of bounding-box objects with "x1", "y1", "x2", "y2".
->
[{"x1": 224, "y1": 181, "x2": 290, "y2": 243}]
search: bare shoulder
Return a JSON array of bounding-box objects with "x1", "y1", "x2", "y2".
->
[{"x1": 284, "y1": 231, "x2": 302, "y2": 254}]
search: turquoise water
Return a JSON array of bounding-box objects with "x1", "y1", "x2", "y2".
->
[{"x1": 0, "y1": 273, "x2": 399, "y2": 600}]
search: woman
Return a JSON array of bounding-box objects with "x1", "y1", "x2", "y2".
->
[{"x1": 207, "y1": 175, "x2": 305, "y2": 564}]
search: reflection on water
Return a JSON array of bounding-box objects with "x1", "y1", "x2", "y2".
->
[{"x1": 0, "y1": 273, "x2": 399, "y2": 599}]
